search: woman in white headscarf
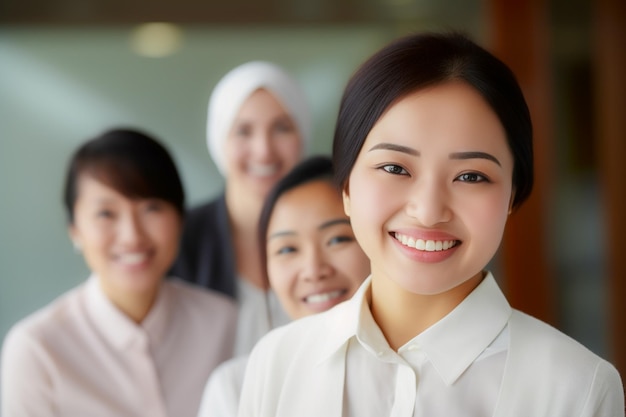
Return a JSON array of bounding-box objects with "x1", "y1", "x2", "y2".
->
[{"x1": 171, "y1": 61, "x2": 312, "y2": 356}]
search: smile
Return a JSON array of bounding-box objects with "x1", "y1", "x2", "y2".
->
[
  {"x1": 117, "y1": 252, "x2": 149, "y2": 265},
  {"x1": 394, "y1": 232, "x2": 459, "y2": 251},
  {"x1": 304, "y1": 289, "x2": 346, "y2": 304},
  {"x1": 248, "y1": 163, "x2": 280, "y2": 177}
]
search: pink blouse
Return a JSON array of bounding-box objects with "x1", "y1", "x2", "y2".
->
[{"x1": 1, "y1": 276, "x2": 237, "y2": 417}]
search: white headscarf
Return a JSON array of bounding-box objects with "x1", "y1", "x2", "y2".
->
[{"x1": 206, "y1": 61, "x2": 312, "y2": 176}]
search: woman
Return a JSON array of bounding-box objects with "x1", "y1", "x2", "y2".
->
[
  {"x1": 196, "y1": 155, "x2": 370, "y2": 417},
  {"x1": 171, "y1": 61, "x2": 311, "y2": 356},
  {"x1": 238, "y1": 32, "x2": 624, "y2": 416},
  {"x1": 1, "y1": 128, "x2": 237, "y2": 417}
]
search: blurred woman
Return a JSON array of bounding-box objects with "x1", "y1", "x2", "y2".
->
[
  {"x1": 1, "y1": 128, "x2": 237, "y2": 417},
  {"x1": 196, "y1": 155, "x2": 370, "y2": 417},
  {"x1": 171, "y1": 61, "x2": 312, "y2": 355}
]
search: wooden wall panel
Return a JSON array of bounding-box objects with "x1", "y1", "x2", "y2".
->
[
  {"x1": 487, "y1": 0, "x2": 557, "y2": 325},
  {"x1": 593, "y1": 0, "x2": 626, "y2": 383}
]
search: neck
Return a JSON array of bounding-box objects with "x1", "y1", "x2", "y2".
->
[
  {"x1": 370, "y1": 271, "x2": 483, "y2": 351},
  {"x1": 225, "y1": 183, "x2": 267, "y2": 290},
  {"x1": 225, "y1": 183, "x2": 264, "y2": 231},
  {"x1": 99, "y1": 280, "x2": 159, "y2": 324}
]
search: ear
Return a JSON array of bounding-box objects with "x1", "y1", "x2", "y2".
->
[
  {"x1": 342, "y1": 184, "x2": 351, "y2": 217},
  {"x1": 508, "y1": 189, "x2": 516, "y2": 215},
  {"x1": 68, "y1": 225, "x2": 82, "y2": 252}
]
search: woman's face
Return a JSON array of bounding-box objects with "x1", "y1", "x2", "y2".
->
[
  {"x1": 69, "y1": 175, "x2": 182, "y2": 300},
  {"x1": 343, "y1": 81, "x2": 514, "y2": 297},
  {"x1": 266, "y1": 180, "x2": 370, "y2": 319},
  {"x1": 224, "y1": 88, "x2": 303, "y2": 199}
]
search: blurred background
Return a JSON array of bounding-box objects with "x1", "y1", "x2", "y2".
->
[{"x1": 1, "y1": 0, "x2": 624, "y2": 390}]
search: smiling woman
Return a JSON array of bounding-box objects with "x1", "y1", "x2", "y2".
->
[
  {"x1": 170, "y1": 61, "x2": 313, "y2": 357},
  {"x1": 237, "y1": 32, "x2": 624, "y2": 417},
  {"x1": 195, "y1": 155, "x2": 370, "y2": 417},
  {"x1": 1, "y1": 128, "x2": 237, "y2": 417}
]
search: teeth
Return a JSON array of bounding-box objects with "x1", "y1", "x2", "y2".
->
[
  {"x1": 305, "y1": 290, "x2": 344, "y2": 304},
  {"x1": 118, "y1": 253, "x2": 148, "y2": 265},
  {"x1": 249, "y1": 164, "x2": 279, "y2": 177},
  {"x1": 394, "y1": 233, "x2": 457, "y2": 252}
]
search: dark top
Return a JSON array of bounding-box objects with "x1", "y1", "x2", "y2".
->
[{"x1": 170, "y1": 193, "x2": 237, "y2": 299}]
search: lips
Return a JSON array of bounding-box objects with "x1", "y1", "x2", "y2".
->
[
  {"x1": 393, "y1": 232, "x2": 459, "y2": 251},
  {"x1": 248, "y1": 163, "x2": 280, "y2": 178},
  {"x1": 303, "y1": 289, "x2": 347, "y2": 304},
  {"x1": 116, "y1": 252, "x2": 150, "y2": 266}
]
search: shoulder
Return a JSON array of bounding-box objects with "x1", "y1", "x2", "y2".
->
[
  {"x1": 178, "y1": 196, "x2": 226, "y2": 251},
  {"x1": 248, "y1": 301, "x2": 351, "y2": 367},
  {"x1": 2, "y1": 285, "x2": 85, "y2": 364},
  {"x1": 209, "y1": 355, "x2": 249, "y2": 389},
  {"x1": 510, "y1": 310, "x2": 623, "y2": 386},
  {"x1": 504, "y1": 310, "x2": 624, "y2": 414},
  {"x1": 198, "y1": 356, "x2": 249, "y2": 417},
  {"x1": 510, "y1": 310, "x2": 608, "y2": 364},
  {"x1": 4, "y1": 286, "x2": 84, "y2": 344}
]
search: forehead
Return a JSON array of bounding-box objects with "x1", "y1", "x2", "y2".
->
[
  {"x1": 235, "y1": 88, "x2": 289, "y2": 118},
  {"x1": 74, "y1": 174, "x2": 130, "y2": 203},
  {"x1": 269, "y1": 181, "x2": 345, "y2": 228},
  {"x1": 362, "y1": 82, "x2": 511, "y2": 159}
]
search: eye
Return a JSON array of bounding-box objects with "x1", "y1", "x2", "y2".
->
[
  {"x1": 328, "y1": 235, "x2": 355, "y2": 246},
  {"x1": 381, "y1": 164, "x2": 408, "y2": 176},
  {"x1": 275, "y1": 245, "x2": 297, "y2": 255},
  {"x1": 96, "y1": 209, "x2": 114, "y2": 219},
  {"x1": 234, "y1": 124, "x2": 252, "y2": 138},
  {"x1": 273, "y1": 120, "x2": 295, "y2": 134},
  {"x1": 456, "y1": 172, "x2": 489, "y2": 183}
]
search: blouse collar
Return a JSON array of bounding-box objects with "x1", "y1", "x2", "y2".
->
[
  {"x1": 84, "y1": 275, "x2": 171, "y2": 352},
  {"x1": 317, "y1": 272, "x2": 512, "y2": 385}
]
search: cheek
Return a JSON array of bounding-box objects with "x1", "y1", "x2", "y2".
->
[
  {"x1": 74, "y1": 222, "x2": 109, "y2": 251},
  {"x1": 267, "y1": 261, "x2": 295, "y2": 296},
  {"x1": 276, "y1": 137, "x2": 302, "y2": 163},
  {"x1": 223, "y1": 140, "x2": 246, "y2": 168},
  {"x1": 462, "y1": 193, "x2": 510, "y2": 245},
  {"x1": 339, "y1": 248, "x2": 371, "y2": 286},
  {"x1": 149, "y1": 216, "x2": 182, "y2": 252},
  {"x1": 348, "y1": 177, "x2": 396, "y2": 232}
]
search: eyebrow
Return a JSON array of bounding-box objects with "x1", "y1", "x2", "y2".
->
[
  {"x1": 267, "y1": 218, "x2": 351, "y2": 241},
  {"x1": 449, "y1": 151, "x2": 501, "y2": 167},
  {"x1": 267, "y1": 230, "x2": 295, "y2": 240},
  {"x1": 368, "y1": 143, "x2": 420, "y2": 156},
  {"x1": 319, "y1": 218, "x2": 351, "y2": 230},
  {"x1": 368, "y1": 143, "x2": 501, "y2": 167}
]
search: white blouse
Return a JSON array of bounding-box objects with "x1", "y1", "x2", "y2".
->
[
  {"x1": 238, "y1": 273, "x2": 624, "y2": 417},
  {"x1": 2, "y1": 276, "x2": 238, "y2": 417},
  {"x1": 234, "y1": 277, "x2": 289, "y2": 357},
  {"x1": 196, "y1": 354, "x2": 249, "y2": 417},
  {"x1": 343, "y1": 277, "x2": 508, "y2": 416}
]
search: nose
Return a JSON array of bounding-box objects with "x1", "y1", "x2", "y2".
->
[
  {"x1": 300, "y1": 247, "x2": 334, "y2": 282},
  {"x1": 118, "y1": 212, "x2": 147, "y2": 247},
  {"x1": 405, "y1": 179, "x2": 453, "y2": 227},
  {"x1": 251, "y1": 128, "x2": 274, "y2": 160}
]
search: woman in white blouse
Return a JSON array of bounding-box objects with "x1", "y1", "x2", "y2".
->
[
  {"x1": 237, "y1": 32, "x2": 624, "y2": 416},
  {"x1": 196, "y1": 155, "x2": 371, "y2": 416},
  {"x1": 1, "y1": 128, "x2": 238, "y2": 417}
]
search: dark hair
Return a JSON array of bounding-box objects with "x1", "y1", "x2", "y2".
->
[
  {"x1": 332, "y1": 31, "x2": 533, "y2": 209},
  {"x1": 257, "y1": 155, "x2": 336, "y2": 287},
  {"x1": 63, "y1": 128, "x2": 185, "y2": 223}
]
